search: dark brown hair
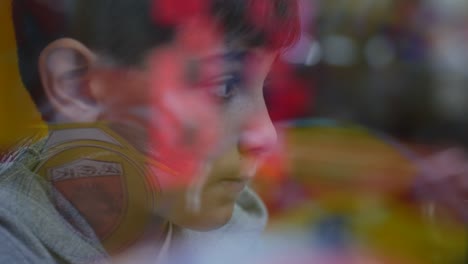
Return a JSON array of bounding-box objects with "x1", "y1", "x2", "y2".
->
[{"x1": 12, "y1": 0, "x2": 300, "y2": 119}]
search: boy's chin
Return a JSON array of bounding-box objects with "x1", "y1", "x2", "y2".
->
[{"x1": 170, "y1": 203, "x2": 235, "y2": 231}]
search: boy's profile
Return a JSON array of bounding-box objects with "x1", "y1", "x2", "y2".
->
[{"x1": 1, "y1": 0, "x2": 300, "y2": 263}]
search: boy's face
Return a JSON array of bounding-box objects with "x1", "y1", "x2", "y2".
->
[
  {"x1": 40, "y1": 22, "x2": 277, "y2": 230},
  {"x1": 96, "y1": 50, "x2": 276, "y2": 229}
]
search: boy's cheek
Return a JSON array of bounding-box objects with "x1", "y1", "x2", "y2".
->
[
  {"x1": 90, "y1": 69, "x2": 152, "y2": 110},
  {"x1": 146, "y1": 50, "x2": 223, "y2": 185}
]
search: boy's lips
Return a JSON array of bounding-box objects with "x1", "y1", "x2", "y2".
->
[{"x1": 218, "y1": 178, "x2": 248, "y2": 193}]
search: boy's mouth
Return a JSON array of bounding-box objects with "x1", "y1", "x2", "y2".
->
[{"x1": 218, "y1": 178, "x2": 248, "y2": 193}]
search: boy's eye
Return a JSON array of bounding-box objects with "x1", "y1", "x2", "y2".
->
[{"x1": 202, "y1": 74, "x2": 241, "y2": 100}]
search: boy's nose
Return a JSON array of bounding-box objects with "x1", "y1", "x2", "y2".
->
[{"x1": 238, "y1": 101, "x2": 277, "y2": 158}]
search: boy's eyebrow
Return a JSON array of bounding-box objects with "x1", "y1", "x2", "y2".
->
[
  {"x1": 198, "y1": 51, "x2": 249, "y2": 65},
  {"x1": 193, "y1": 51, "x2": 250, "y2": 80}
]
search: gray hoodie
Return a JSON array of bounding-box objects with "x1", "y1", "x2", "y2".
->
[{"x1": 0, "y1": 138, "x2": 267, "y2": 264}]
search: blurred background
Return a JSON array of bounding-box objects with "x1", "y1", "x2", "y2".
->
[
  {"x1": 269, "y1": 0, "x2": 468, "y2": 146},
  {"x1": 256, "y1": 0, "x2": 468, "y2": 263},
  {"x1": 270, "y1": 0, "x2": 468, "y2": 142}
]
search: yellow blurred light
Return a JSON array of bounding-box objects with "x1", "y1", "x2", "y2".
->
[{"x1": 0, "y1": 2, "x2": 47, "y2": 151}]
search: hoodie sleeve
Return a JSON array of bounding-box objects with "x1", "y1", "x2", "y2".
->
[{"x1": 0, "y1": 224, "x2": 53, "y2": 264}]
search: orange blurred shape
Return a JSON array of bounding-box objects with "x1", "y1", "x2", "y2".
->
[{"x1": 256, "y1": 127, "x2": 288, "y2": 183}]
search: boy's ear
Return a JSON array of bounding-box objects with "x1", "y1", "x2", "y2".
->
[{"x1": 38, "y1": 38, "x2": 99, "y2": 122}]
